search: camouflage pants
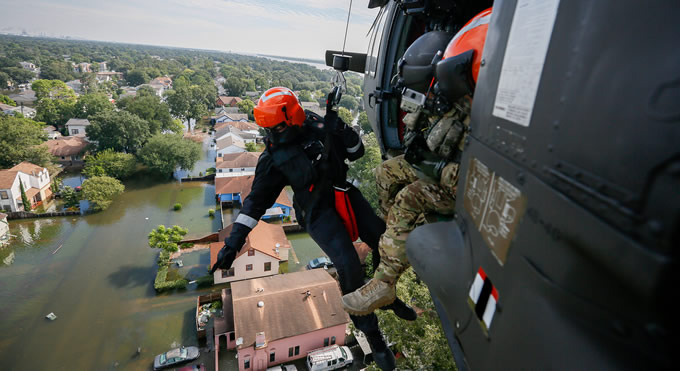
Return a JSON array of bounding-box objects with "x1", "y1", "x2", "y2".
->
[{"x1": 374, "y1": 155, "x2": 459, "y2": 283}]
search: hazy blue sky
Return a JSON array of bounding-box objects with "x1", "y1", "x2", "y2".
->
[{"x1": 0, "y1": 0, "x2": 379, "y2": 60}]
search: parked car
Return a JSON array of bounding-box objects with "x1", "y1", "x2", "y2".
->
[
  {"x1": 306, "y1": 256, "x2": 333, "y2": 270},
  {"x1": 153, "y1": 346, "x2": 200, "y2": 370},
  {"x1": 306, "y1": 345, "x2": 353, "y2": 371},
  {"x1": 266, "y1": 364, "x2": 298, "y2": 371}
]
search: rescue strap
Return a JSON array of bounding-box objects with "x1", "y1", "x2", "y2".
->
[{"x1": 334, "y1": 184, "x2": 359, "y2": 241}]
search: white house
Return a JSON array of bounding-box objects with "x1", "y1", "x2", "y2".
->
[
  {"x1": 210, "y1": 220, "x2": 291, "y2": 284},
  {"x1": 43, "y1": 126, "x2": 62, "y2": 140},
  {"x1": 65, "y1": 118, "x2": 91, "y2": 138},
  {"x1": 0, "y1": 162, "x2": 53, "y2": 212},
  {"x1": 0, "y1": 212, "x2": 9, "y2": 244},
  {"x1": 214, "y1": 126, "x2": 257, "y2": 144},
  {"x1": 215, "y1": 152, "x2": 261, "y2": 178},
  {"x1": 216, "y1": 136, "x2": 247, "y2": 158}
]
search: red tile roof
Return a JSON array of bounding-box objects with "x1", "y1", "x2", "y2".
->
[
  {"x1": 9, "y1": 162, "x2": 44, "y2": 176},
  {"x1": 214, "y1": 176, "x2": 254, "y2": 199},
  {"x1": 211, "y1": 221, "x2": 291, "y2": 265},
  {"x1": 0, "y1": 170, "x2": 19, "y2": 189},
  {"x1": 44, "y1": 136, "x2": 89, "y2": 157},
  {"x1": 217, "y1": 96, "x2": 242, "y2": 106}
]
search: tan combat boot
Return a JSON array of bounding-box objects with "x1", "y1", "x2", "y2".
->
[{"x1": 342, "y1": 278, "x2": 396, "y2": 316}]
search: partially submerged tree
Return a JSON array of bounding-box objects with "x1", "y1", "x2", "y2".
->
[
  {"x1": 82, "y1": 149, "x2": 137, "y2": 179},
  {"x1": 148, "y1": 225, "x2": 188, "y2": 253},
  {"x1": 81, "y1": 176, "x2": 125, "y2": 212},
  {"x1": 138, "y1": 134, "x2": 201, "y2": 176},
  {"x1": 87, "y1": 110, "x2": 151, "y2": 153}
]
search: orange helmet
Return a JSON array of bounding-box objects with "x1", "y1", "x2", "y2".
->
[
  {"x1": 253, "y1": 87, "x2": 306, "y2": 128},
  {"x1": 443, "y1": 7, "x2": 492, "y2": 83}
]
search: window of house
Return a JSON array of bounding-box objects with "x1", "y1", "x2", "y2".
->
[
  {"x1": 2, "y1": 205, "x2": 10, "y2": 212},
  {"x1": 264, "y1": 262, "x2": 271, "y2": 271},
  {"x1": 294, "y1": 346, "x2": 300, "y2": 356},
  {"x1": 229, "y1": 169, "x2": 233, "y2": 172},
  {"x1": 248, "y1": 248, "x2": 255, "y2": 256},
  {"x1": 246, "y1": 264, "x2": 253, "y2": 271},
  {"x1": 72, "y1": 129, "x2": 79, "y2": 134},
  {"x1": 289, "y1": 347, "x2": 294, "y2": 357},
  {"x1": 229, "y1": 332, "x2": 235, "y2": 341},
  {"x1": 324, "y1": 337, "x2": 329, "y2": 347},
  {"x1": 241, "y1": 168, "x2": 245, "y2": 171},
  {"x1": 270, "y1": 351, "x2": 275, "y2": 362},
  {"x1": 0, "y1": 191, "x2": 8, "y2": 200},
  {"x1": 61, "y1": 156, "x2": 65, "y2": 160},
  {"x1": 244, "y1": 358, "x2": 250, "y2": 369},
  {"x1": 222, "y1": 268, "x2": 234, "y2": 277},
  {"x1": 331, "y1": 336, "x2": 336, "y2": 345},
  {"x1": 219, "y1": 169, "x2": 222, "y2": 173}
]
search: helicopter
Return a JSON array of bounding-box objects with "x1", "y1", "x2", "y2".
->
[{"x1": 325, "y1": 0, "x2": 679, "y2": 369}]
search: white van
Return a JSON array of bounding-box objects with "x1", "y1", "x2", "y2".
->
[{"x1": 306, "y1": 345, "x2": 353, "y2": 371}]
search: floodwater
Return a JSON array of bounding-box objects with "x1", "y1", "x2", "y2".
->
[{"x1": 0, "y1": 135, "x2": 330, "y2": 371}]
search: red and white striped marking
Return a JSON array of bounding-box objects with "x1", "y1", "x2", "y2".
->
[{"x1": 468, "y1": 267, "x2": 499, "y2": 331}]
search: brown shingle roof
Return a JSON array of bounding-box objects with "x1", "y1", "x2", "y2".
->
[
  {"x1": 215, "y1": 152, "x2": 261, "y2": 169},
  {"x1": 217, "y1": 96, "x2": 242, "y2": 106},
  {"x1": 10, "y1": 162, "x2": 44, "y2": 175},
  {"x1": 214, "y1": 176, "x2": 254, "y2": 199},
  {"x1": 44, "y1": 136, "x2": 89, "y2": 157},
  {"x1": 0, "y1": 170, "x2": 19, "y2": 189},
  {"x1": 215, "y1": 121, "x2": 260, "y2": 132},
  {"x1": 216, "y1": 136, "x2": 246, "y2": 150},
  {"x1": 274, "y1": 189, "x2": 292, "y2": 207},
  {"x1": 231, "y1": 269, "x2": 349, "y2": 349},
  {"x1": 211, "y1": 221, "x2": 290, "y2": 266}
]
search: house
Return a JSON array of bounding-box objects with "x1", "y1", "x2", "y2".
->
[
  {"x1": 0, "y1": 103, "x2": 36, "y2": 119},
  {"x1": 301, "y1": 102, "x2": 325, "y2": 116},
  {"x1": 95, "y1": 71, "x2": 123, "y2": 82},
  {"x1": 261, "y1": 191, "x2": 292, "y2": 221},
  {"x1": 215, "y1": 152, "x2": 261, "y2": 178},
  {"x1": 216, "y1": 96, "x2": 242, "y2": 107},
  {"x1": 215, "y1": 121, "x2": 261, "y2": 135},
  {"x1": 216, "y1": 136, "x2": 247, "y2": 158},
  {"x1": 8, "y1": 90, "x2": 36, "y2": 105},
  {"x1": 215, "y1": 106, "x2": 240, "y2": 115},
  {"x1": 43, "y1": 126, "x2": 62, "y2": 140},
  {"x1": 0, "y1": 162, "x2": 53, "y2": 212},
  {"x1": 213, "y1": 269, "x2": 350, "y2": 371},
  {"x1": 210, "y1": 220, "x2": 291, "y2": 284},
  {"x1": 66, "y1": 79, "x2": 84, "y2": 95},
  {"x1": 215, "y1": 126, "x2": 256, "y2": 144},
  {"x1": 215, "y1": 176, "x2": 254, "y2": 205},
  {"x1": 45, "y1": 136, "x2": 89, "y2": 166},
  {"x1": 212, "y1": 113, "x2": 249, "y2": 126},
  {"x1": 139, "y1": 83, "x2": 167, "y2": 98},
  {"x1": 0, "y1": 212, "x2": 8, "y2": 243},
  {"x1": 149, "y1": 76, "x2": 172, "y2": 87},
  {"x1": 245, "y1": 91, "x2": 260, "y2": 99},
  {"x1": 65, "y1": 118, "x2": 91, "y2": 137},
  {"x1": 19, "y1": 61, "x2": 36, "y2": 71}
]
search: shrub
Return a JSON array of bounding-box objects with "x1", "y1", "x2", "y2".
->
[
  {"x1": 173, "y1": 203, "x2": 182, "y2": 211},
  {"x1": 180, "y1": 242, "x2": 194, "y2": 249},
  {"x1": 158, "y1": 250, "x2": 170, "y2": 267},
  {"x1": 195, "y1": 274, "x2": 214, "y2": 288},
  {"x1": 199, "y1": 172, "x2": 203, "y2": 176},
  {"x1": 208, "y1": 208, "x2": 215, "y2": 217},
  {"x1": 154, "y1": 266, "x2": 189, "y2": 292}
]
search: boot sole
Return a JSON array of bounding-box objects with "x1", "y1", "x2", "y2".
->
[{"x1": 343, "y1": 295, "x2": 397, "y2": 316}]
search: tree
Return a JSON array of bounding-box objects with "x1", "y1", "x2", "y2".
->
[
  {"x1": 39, "y1": 60, "x2": 74, "y2": 81},
  {"x1": 32, "y1": 79, "x2": 78, "y2": 126},
  {"x1": 339, "y1": 95, "x2": 359, "y2": 111},
  {"x1": 73, "y1": 93, "x2": 114, "y2": 119},
  {"x1": 224, "y1": 76, "x2": 246, "y2": 96},
  {"x1": 347, "y1": 133, "x2": 382, "y2": 211},
  {"x1": 298, "y1": 90, "x2": 313, "y2": 102},
  {"x1": 117, "y1": 91, "x2": 174, "y2": 133},
  {"x1": 358, "y1": 111, "x2": 372, "y2": 133},
  {"x1": 148, "y1": 225, "x2": 188, "y2": 253},
  {"x1": 237, "y1": 99, "x2": 255, "y2": 120},
  {"x1": 81, "y1": 176, "x2": 125, "y2": 212},
  {"x1": 0, "y1": 115, "x2": 55, "y2": 169},
  {"x1": 82, "y1": 149, "x2": 137, "y2": 179},
  {"x1": 61, "y1": 186, "x2": 80, "y2": 209},
  {"x1": 125, "y1": 70, "x2": 150, "y2": 86},
  {"x1": 2, "y1": 67, "x2": 35, "y2": 83},
  {"x1": 138, "y1": 134, "x2": 201, "y2": 176},
  {"x1": 0, "y1": 94, "x2": 16, "y2": 106},
  {"x1": 87, "y1": 110, "x2": 151, "y2": 153},
  {"x1": 0, "y1": 71, "x2": 9, "y2": 89},
  {"x1": 19, "y1": 180, "x2": 31, "y2": 211},
  {"x1": 245, "y1": 142, "x2": 258, "y2": 152},
  {"x1": 165, "y1": 84, "x2": 213, "y2": 129},
  {"x1": 338, "y1": 107, "x2": 353, "y2": 126}
]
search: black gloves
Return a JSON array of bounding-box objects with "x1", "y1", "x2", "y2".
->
[{"x1": 209, "y1": 244, "x2": 238, "y2": 274}]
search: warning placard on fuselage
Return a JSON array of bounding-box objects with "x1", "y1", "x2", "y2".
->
[
  {"x1": 463, "y1": 158, "x2": 527, "y2": 265},
  {"x1": 492, "y1": 0, "x2": 560, "y2": 127}
]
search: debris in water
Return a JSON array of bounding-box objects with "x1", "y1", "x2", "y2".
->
[
  {"x1": 52, "y1": 244, "x2": 63, "y2": 255},
  {"x1": 176, "y1": 260, "x2": 183, "y2": 267},
  {"x1": 46, "y1": 312, "x2": 57, "y2": 320},
  {"x1": 145, "y1": 217, "x2": 149, "y2": 220}
]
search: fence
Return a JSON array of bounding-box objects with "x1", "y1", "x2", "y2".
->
[
  {"x1": 6, "y1": 210, "x2": 81, "y2": 220},
  {"x1": 180, "y1": 174, "x2": 215, "y2": 182}
]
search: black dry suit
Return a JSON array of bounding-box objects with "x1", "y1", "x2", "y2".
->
[{"x1": 219, "y1": 110, "x2": 388, "y2": 339}]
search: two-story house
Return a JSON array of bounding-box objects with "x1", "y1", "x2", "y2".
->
[
  {"x1": 216, "y1": 136, "x2": 247, "y2": 158},
  {"x1": 216, "y1": 96, "x2": 242, "y2": 107},
  {"x1": 0, "y1": 162, "x2": 52, "y2": 212},
  {"x1": 213, "y1": 269, "x2": 350, "y2": 371},
  {"x1": 65, "y1": 118, "x2": 91, "y2": 138},
  {"x1": 45, "y1": 136, "x2": 89, "y2": 167},
  {"x1": 216, "y1": 152, "x2": 261, "y2": 178},
  {"x1": 210, "y1": 220, "x2": 291, "y2": 285},
  {"x1": 215, "y1": 126, "x2": 257, "y2": 145}
]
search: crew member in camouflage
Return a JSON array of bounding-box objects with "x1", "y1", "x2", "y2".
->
[{"x1": 342, "y1": 98, "x2": 471, "y2": 316}]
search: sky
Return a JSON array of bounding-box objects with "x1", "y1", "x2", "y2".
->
[{"x1": 0, "y1": 0, "x2": 380, "y2": 61}]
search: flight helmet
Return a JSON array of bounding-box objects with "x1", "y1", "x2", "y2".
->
[
  {"x1": 398, "y1": 30, "x2": 453, "y2": 94},
  {"x1": 253, "y1": 87, "x2": 306, "y2": 128}
]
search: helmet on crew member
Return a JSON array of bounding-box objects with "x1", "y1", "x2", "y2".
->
[
  {"x1": 398, "y1": 30, "x2": 453, "y2": 94},
  {"x1": 435, "y1": 7, "x2": 492, "y2": 103},
  {"x1": 253, "y1": 87, "x2": 306, "y2": 128}
]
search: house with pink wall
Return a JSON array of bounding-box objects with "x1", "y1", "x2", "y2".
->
[
  {"x1": 210, "y1": 221, "x2": 291, "y2": 284},
  {"x1": 213, "y1": 269, "x2": 350, "y2": 371}
]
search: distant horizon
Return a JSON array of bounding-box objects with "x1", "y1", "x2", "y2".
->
[{"x1": 0, "y1": 0, "x2": 378, "y2": 61}]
